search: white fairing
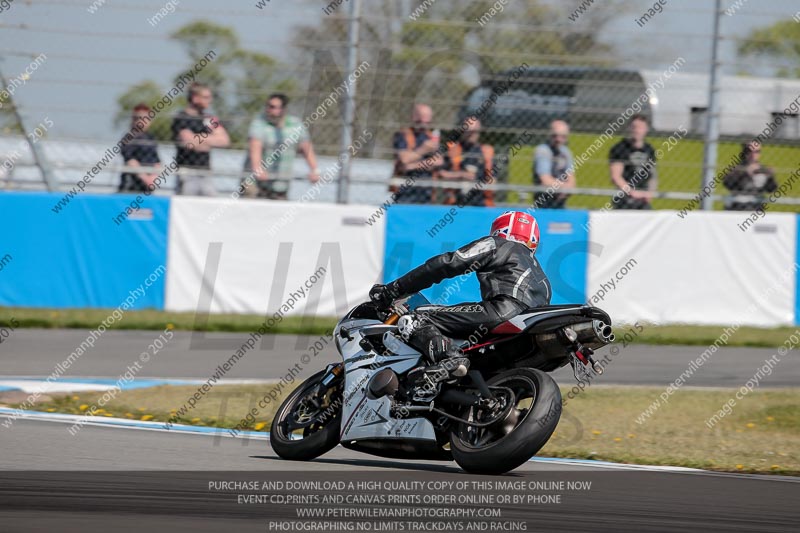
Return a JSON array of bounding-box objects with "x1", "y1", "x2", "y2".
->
[{"x1": 336, "y1": 318, "x2": 438, "y2": 443}]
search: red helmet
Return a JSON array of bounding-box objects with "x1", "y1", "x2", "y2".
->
[{"x1": 490, "y1": 211, "x2": 540, "y2": 253}]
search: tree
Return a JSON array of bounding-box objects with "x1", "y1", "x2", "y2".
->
[
  {"x1": 289, "y1": 0, "x2": 624, "y2": 158},
  {"x1": 0, "y1": 102, "x2": 22, "y2": 136},
  {"x1": 737, "y1": 20, "x2": 800, "y2": 77},
  {"x1": 114, "y1": 20, "x2": 295, "y2": 146},
  {"x1": 0, "y1": 71, "x2": 23, "y2": 136}
]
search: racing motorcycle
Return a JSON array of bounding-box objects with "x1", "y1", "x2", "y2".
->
[{"x1": 270, "y1": 293, "x2": 614, "y2": 475}]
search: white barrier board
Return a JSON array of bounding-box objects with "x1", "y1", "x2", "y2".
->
[
  {"x1": 165, "y1": 197, "x2": 385, "y2": 317},
  {"x1": 586, "y1": 211, "x2": 796, "y2": 327}
]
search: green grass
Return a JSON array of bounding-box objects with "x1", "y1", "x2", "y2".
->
[
  {"x1": 545, "y1": 386, "x2": 800, "y2": 476},
  {"x1": 0, "y1": 307, "x2": 335, "y2": 335},
  {"x1": 631, "y1": 324, "x2": 800, "y2": 348},
  {"x1": 16, "y1": 384, "x2": 799, "y2": 476},
  {"x1": 507, "y1": 133, "x2": 800, "y2": 211},
  {"x1": 1, "y1": 307, "x2": 798, "y2": 348}
]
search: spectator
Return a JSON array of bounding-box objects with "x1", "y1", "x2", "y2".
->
[
  {"x1": 438, "y1": 117, "x2": 495, "y2": 206},
  {"x1": 608, "y1": 114, "x2": 657, "y2": 209},
  {"x1": 723, "y1": 141, "x2": 777, "y2": 211},
  {"x1": 532, "y1": 120, "x2": 575, "y2": 209},
  {"x1": 119, "y1": 104, "x2": 160, "y2": 193},
  {"x1": 243, "y1": 93, "x2": 320, "y2": 200},
  {"x1": 171, "y1": 82, "x2": 230, "y2": 196},
  {"x1": 392, "y1": 103, "x2": 442, "y2": 203}
]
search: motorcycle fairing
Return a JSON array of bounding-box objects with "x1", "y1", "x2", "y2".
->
[{"x1": 336, "y1": 317, "x2": 437, "y2": 443}]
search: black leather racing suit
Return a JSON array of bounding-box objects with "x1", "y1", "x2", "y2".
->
[{"x1": 388, "y1": 236, "x2": 552, "y2": 349}]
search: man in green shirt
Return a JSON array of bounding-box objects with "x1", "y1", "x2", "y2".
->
[{"x1": 243, "y1": 93, "x2": 320, "y2": 199}]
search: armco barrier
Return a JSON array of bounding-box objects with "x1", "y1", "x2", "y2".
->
[
  {"x1": 384, "y1": 205, "x2": 590, "y2": 305},
  {"x1": 0, "y1": 192, "x2": 169, "y2": 309}
]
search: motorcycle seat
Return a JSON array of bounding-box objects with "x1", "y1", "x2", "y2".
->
[{"x1": 490, "y1": 304, "x2": 607, "y2": 334}]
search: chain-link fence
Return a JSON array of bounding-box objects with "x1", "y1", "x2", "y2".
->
[{"x1": 1, "y1": 0, "x2": 800, "y2": 211}]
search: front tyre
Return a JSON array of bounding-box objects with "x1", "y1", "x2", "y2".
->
[
  {"x1": 270, "y1": 369, "x2": 343, "y2": 461},
  {"x1": 450, "y1": 368, "x2": 561, "y2": 475}
]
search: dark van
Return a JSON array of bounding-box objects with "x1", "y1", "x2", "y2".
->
[{"x1": 457, "y1": 66, "x2": 652, "y2": 144}]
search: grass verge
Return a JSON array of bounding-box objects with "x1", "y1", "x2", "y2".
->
[
  {"x1": 6, "y1": 383, "x2": 286, "y2": 433},
  {"x1": 12, "y1": 384, "x2": 799, "y2": 476},
  {"x1": 546, "y1": 386, "x2": 799, "y2": 476},
  {"x1": 1, "y1": 307, "x2": 798, "y2": 348},
  {"x1": 0, "y1": 307, "x2": 335, "y2": 336}
]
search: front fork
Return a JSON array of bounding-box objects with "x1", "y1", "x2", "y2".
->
[
  {"x1": 310, "y1": 363, "x2": 344, "y2": 403},
  {"x1": 320, "y1": 362, "x2": 344, "y2": 387}
]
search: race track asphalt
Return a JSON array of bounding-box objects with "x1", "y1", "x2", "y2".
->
[
  {"x1": 1, "y1": 329, "x2": 798, "y2": 388},
  {"x1": 1, "y1": 330, "x2": 798, "y2": 532},
  {"x1": 0, "y1": 417, "x2": 798, "y2": 532}
]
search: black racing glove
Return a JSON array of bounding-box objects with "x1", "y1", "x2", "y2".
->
[{"x1": 369, "y1": 282, "x2": 401, "y2": 309}]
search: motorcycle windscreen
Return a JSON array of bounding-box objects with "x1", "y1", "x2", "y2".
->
[{"x1": 401, "y1": 292, "x2": 431, "y2": 311}]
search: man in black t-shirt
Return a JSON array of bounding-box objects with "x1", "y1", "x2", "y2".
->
[
  {"x1": 171, "y1": 82, "x2": 230, "y2": 196},
  {"x1": 608, "y1": 114, "x2": 657, "y2": 210},
  {"x1": 119, "y1": 104, "x2": 161, "y2": 193},
  {"x1": 722, "y1": 141, "x2": 778, "y2": 211}
]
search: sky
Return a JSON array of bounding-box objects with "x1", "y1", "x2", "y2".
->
[{"x1": 0, "y1": 0, "x2": 797, "y2": 140}]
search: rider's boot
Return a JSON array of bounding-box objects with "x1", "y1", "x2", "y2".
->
[{"x1": 398, "y1": 317, "x2": 470, "y2": 384}]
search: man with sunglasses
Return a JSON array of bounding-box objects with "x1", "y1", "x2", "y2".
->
[
  {"x1": 391, "y1": 103, "x2": 443, "y2": 204},
  {"x1": 119, "y1": 103, "x2": 161, "y2": 193},
  {"x1": 532, "y1": 120, "x2": 575, "y2": 209},
  {"x1": 244, "y1": 93, "x2": 320, "y2": 200}
]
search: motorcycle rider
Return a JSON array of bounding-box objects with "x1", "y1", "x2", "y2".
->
[{"x1": 370, "y1": 210, "x2": 551, "y2": 383}]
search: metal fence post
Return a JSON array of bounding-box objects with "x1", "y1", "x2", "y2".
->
[
  {"x1": 700, "y1": 0, "x2": 723, "y2": 210},
  {"x1": 336, "y1": 0, "x2": 362, "y2": 204},
  {"x1": 0, "y1": 64, "x2": 57, "y2": 192}
]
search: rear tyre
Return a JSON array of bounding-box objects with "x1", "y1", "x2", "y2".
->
[
  {"x1": 270, "y1": 369, "x2": 343, "y2": 461},
  {"x1": 450, "y1": 368, "x2": 561, "y2": 475}
]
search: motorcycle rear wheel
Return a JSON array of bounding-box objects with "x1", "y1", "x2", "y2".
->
[
  {"x1": 449, "y1": 367, "x2": 561, "y2": 474},
  {"x1": 270, "y1": 369, "x2": 343, "y2": 461}
]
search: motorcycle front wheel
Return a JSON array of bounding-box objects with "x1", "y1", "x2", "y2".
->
[
  {"x1": 449, "y1": 367, "x2": 561, "y2": 475},
  {"x1": 270, "y1": 369, "x2": 343, "y2": 461}
]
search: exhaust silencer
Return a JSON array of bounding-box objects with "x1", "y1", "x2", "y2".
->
[
  {"x1": 593, "y1": 320, "x2": 615, "y2": 344},
  {"x1": 535, "y1": 319, "x2": 614, "y2": 354}
]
